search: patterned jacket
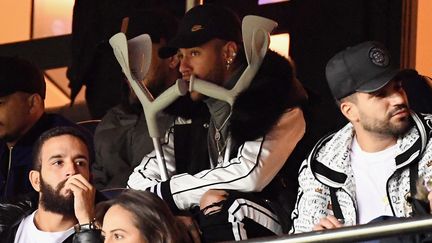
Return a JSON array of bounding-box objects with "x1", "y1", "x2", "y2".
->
[{"x1": 290, "y1": 112, "x2": 432, "y2": 234}]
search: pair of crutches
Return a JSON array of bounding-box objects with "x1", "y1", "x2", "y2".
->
[{"x1": 109, "y1": 15, "x2": 277, "y2": 181}]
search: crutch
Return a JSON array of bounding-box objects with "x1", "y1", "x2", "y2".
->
[
  {"x1": 188, "y1": 15, "x2": 278, "y2": 161},
  {"x1": 108, "y1": 15, "x2": 277, "y2": 180},
  {"x1": 109, "y1": 33, "x2": 188, "y2": 181}
]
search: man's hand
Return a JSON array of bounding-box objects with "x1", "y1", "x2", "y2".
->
[
  {"x1": 177, "y1": 215, "x2": 201, "y2": 243},
  {"x1": 312, "y1": 215, "x2": 344, "y2": 231},
  {"x1": 64, "y1": 174, "x2": 96, "y2": 224}
]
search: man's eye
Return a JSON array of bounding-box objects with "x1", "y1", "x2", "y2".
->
[
  {"x1": 191, "y1": 50, "x2": 200, "y2": 56},
  {"x1": 114, "y1": 233, "x2": 124, "y2": 240},
  {"x1": 75, "y1": 160, "x2": 87, "y2": 166},
  {"x1": 53, "y1": 160, "x2": 63, "y2": 166}
]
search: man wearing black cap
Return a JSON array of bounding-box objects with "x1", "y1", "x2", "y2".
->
[
  {"x1": 128, "y1": 4, "x2": 308, "y2": 241},
  {"x1": 0, "y1": 56, "x2": 83, "y2": 200},
  {"x1": 290, "y1": 41, "x2": 432, "y2": 234}
]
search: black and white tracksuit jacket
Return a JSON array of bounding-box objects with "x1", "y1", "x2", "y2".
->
[{"x1": 290, "y1": 112, "x2": 432, "y2": 234}]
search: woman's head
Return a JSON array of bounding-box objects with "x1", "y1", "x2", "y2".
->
[{"x1": 96, "y1": 190, "x2": 189, "y2": 243}]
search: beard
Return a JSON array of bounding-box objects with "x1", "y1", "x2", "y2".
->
[
  {"x1": 360, "y1": 104, "x2": 412, "y2": 137},
  {"x1": 201, "y1": 59, "x2": 226, "y2": 86},
  {"x1": 39, "y1": 177, "x2": 75, "y2": 217}
]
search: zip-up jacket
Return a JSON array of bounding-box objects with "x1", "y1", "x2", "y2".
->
[
  {"x1": 290, "y1": 112, "x2": 432, "y2": 234},
  {"x1": 128, "y1": 50, "x2": 309, "y2": 212}
]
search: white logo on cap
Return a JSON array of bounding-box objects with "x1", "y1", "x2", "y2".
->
[{"x1": 368, "y1": 47, "x2": 389, "y2": 67}]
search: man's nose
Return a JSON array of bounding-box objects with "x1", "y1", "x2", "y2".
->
[
  {"x1": 65, "y1": 161, "x2": 78, "y2": 177},
  {"x1": 389, "y1": 88, "x2": 408, "y2": 105}
]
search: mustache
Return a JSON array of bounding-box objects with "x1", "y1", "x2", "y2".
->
[
  {"x1": 56, "y1": 178, "x2": 69, "y2": 191},
  {"x1": 388, "y1": 104, "x2": 409, "y2": 117}
]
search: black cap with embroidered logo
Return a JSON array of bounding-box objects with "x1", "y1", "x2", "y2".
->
[
  {"x1": 0, "y1": 56, "x2": 46, "y2": 99},
  {"x1": 325, "y1": 41, "x2": 412, "y2": 100},
  {"x1": 158, "y1": 4, "x2": 242, "y2": 58}
]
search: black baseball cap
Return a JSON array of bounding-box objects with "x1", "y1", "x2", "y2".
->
[
  {"x1": 325, "y1": 41, "x2": 416, "y2": 100},
  {"x1": 0, "y1": 56, "x2": 46, "y2": 99},
  {"x1": 158, "y1": 4, "x2": 242, "y2": 58}
]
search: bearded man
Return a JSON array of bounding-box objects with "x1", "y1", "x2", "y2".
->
[
  {"x1": 290, "y1": 41, "x2": 432, "y2": 235},
  {"x1": 0, "y1": 126, "x2": 103, "y2": 243}
]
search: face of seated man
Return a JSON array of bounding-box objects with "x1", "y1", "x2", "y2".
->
[
  {"x1": 178, "y1": 39, "x2": 236, "y2": 101},
  {"x1": 343, "y1": 79, "x2": 411, "y2": 140},
  {"x1": 0, "y1": 92, "x2": 41, "y2": 145},
  {"x1": 31, "y1": 134, "x2": 91, "y2": 217}
]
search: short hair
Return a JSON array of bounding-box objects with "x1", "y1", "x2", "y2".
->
[
  {"x1": 32, "y1": 126, "x2": 93, "y2": 171},
  {"x1": 336, "y1": 92, "x2": 358, "y2": 107},
  {"x1": 96, "y1": 190, "x2": 190, "y2": 243}
]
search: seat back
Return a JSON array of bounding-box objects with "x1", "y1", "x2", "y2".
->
[{"x1": 76, "y1": 119, "x2": 101, "y2": 135}]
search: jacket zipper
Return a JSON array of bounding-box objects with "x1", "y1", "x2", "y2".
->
[
  {"x1": 4, "y1": 146, "x2": 13, "y2": 196},
  {"x1": 386, "y1": 161, "x2": 416, "y2": 217}
]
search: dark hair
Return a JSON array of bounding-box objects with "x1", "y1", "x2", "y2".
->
[
  {"x1": 32, "y1": 126, "x2": 93, "y2": 171},
  {"x1": 96, "y1": 190, "x2": 190, "y2": 243},
  {"x1": 336, "y1": 92, "x2": 358, "y2": 107}
]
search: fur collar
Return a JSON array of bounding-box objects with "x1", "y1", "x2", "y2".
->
[{"x1": 230, "y1": 50, "x2": 308, "y2": 144}]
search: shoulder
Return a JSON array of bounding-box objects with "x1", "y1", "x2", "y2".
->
[{"x1": 0, "y1": 193, "x2": 37, "y2": 237}]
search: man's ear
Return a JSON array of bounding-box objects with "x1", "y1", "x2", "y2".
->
[
  {"x1": 168, "y1": 55, "x2": 179, "y2": 69},
  {"x1": 29, "y1": 170, "x2": 41, "y2": 192},
  {"x1": 340, "y1": 101, "x2": 359, "y2": 122},
  {"x1": 222, "y1": 41, "x2": 238, "y2": 61},
  {"x1": 27, "y1": 94, "x2": 43, "y2": 114}
]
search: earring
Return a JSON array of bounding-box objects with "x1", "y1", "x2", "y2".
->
[
  {"x1": 226, "y1": 58, "x2": 233, "y2": 70},
  {"x1": 226, "y1": 52, "x2": 236, "y2": 70}
]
